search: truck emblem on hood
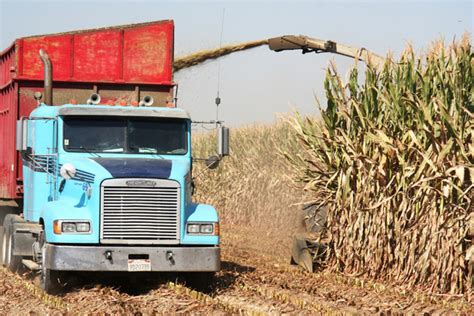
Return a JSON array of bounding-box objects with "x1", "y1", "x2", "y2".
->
[{"x1": 125, "y1": 180, "x2": 157, "y2": 187}]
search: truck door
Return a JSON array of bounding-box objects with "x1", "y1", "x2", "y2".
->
[{"x1": 23, "y1": 118, "x2": 57, "y2": 222}]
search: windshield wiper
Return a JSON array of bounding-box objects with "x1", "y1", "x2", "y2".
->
[{"x1": 129, "y1": 146, "x2": 165, "y2": 158}]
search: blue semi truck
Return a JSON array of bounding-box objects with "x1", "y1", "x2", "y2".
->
[{"x1": 0, "y1": 21, "x2": 228, "y2": 293}]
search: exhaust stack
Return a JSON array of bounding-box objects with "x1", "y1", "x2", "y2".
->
[
  {"x1": 39, "y1": 49, "x2": 53, "y2": 105},
  {"x1": 87, "y1": 93, "x2": 101, "y2": 105},
  {"x1": 139, "y1": 95, "x2": 154, "y2": 106}
]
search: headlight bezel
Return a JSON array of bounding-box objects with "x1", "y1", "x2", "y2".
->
[
  {"x1": 186, "y1": 222, "x2": 218, "y2": 236},
  {"x1": 53, "y1": 220, "x2": 92, "y2": 235}
]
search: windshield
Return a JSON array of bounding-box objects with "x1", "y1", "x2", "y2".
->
[{"x1": 63, "y1": 116, "x2": 188, "y2": 155}]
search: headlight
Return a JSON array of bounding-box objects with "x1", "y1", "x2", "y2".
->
[
  {"x1": 62, "y1": 222, "x2": 76, "y2": 233},
  {"x1": 200, "y1": 224, "x2": 213, "y2": 234},
  {"x1": 186, "y1": 222, "x2": 218, "y2": 235},
  {"x1": 53, "y1": 220, "x2": 92, "y2": 234},
  {"x1": 187, "y1": 224, "x2": 201, "y2": 234},
  {"x1": 76, "y1": 222, "x2": 91, "y2": 232}
]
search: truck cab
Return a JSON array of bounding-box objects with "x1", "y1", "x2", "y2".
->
[{"x1": 4, "y1": 102, "x2": 224, "y2": 293}]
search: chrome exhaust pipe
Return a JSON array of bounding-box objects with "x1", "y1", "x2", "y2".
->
[
  {"x1": 139, "y1": 95, "x2": 154, "y2": 106},
  {"x1": 87, "y1": 93, "x2": 101, "y2": 105},
  {"x1": 39, "y1": 49, "x2": 53, "y2": 105}
]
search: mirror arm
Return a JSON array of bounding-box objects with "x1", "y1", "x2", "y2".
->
[{"x1": 192, "y1": 160, "x2": 219, "y2": 181}]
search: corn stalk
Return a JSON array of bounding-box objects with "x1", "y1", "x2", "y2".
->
[{"x1": 289, "y1": 35, "x2": 473, "y2": 294}]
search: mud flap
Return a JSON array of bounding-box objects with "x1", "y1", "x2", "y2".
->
[
  {"x1": 291, "y1": 234, "x2": 329, "y2": 273},
  {"x1": 291, "y1": 235, "x2": 315, "y2": 273},
  {"x1": 290, "y1": 202, "x2": 329, "y2": 273}
]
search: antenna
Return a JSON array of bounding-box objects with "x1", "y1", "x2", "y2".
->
[{"x1": 215, "y1": 8, "x2": 225, "y2": 127}]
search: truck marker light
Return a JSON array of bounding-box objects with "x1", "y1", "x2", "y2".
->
[
  {"x1": 53, "y1": 220, "x2": 62, "y2": 234},
  {"x1": 214, "y1": 223, "x2": 220, "y2": 236},
  {"x1": 131, "y1": 101, "x2": 139, "y2": 107},
  {"x1": 119, "y1": 100, "x2": 127, "y2": 106},
  {"x1": 70, "y1": 99, "x2": 77, "y2": 105}
]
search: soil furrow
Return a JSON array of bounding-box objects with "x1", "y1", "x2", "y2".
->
[
  {"x1": 0, "y1": 227, "x2": 471, "y2": 314},
  {"x1": 220, "y1": 227, "x2": 473, "y2": 314}
]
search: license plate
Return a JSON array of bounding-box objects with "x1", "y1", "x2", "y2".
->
[{"x1": 128, "y1": 259, "x2": 151, "y2": 272}]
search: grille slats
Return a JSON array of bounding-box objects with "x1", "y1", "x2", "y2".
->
[{"x1": 101, "y1": 179, "x2": 180, "y2": 243}]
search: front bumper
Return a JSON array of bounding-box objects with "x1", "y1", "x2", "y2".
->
[{"x1": 44, "y1": 244, "x2": 220, "y2": 272}]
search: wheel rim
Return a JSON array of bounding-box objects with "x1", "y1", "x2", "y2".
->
[
  {"x1": 5, "y1": 234, "x2": 12, "y2": 266},
  {"x1": 1, "y1": 230, "x2": 7, "y2": 265},
  {"x1": 41, "y1": 245, "x2": 47, "y2": 288}
]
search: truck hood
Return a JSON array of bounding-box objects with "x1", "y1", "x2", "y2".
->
[
  {"x1": 61, "y1": 157, "x2": 190, "y2": 184},
  {"x1": 92, "y1": 157, "x2": 172, "y2": 178},
  {"x1": 48, "y1": 156, "x2": 189, "y2": 244}
]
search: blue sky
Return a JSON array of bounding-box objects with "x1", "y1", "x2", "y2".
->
[{"x1": 1, "y1": 0, "x2": 472, "y2": 126}]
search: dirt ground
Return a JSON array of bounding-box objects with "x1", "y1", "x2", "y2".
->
[{"x1": 0, "y1": 225, "x2": 472, "y2": 315}]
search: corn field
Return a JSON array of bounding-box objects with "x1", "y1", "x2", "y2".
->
[
  {"x1": 192, "y1": 121, "x2": 303, "y2": 234},
  {"x1": 287, "y1": 35, "x2": 473, "y2": 294}
]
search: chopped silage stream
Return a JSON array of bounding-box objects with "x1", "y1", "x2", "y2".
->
[
  {"x1": 173, "y1": 39, "x2": 268, "y2": 72},
  {"x1": 0, "y1": 227, "x2": 471, "y2": 314}
]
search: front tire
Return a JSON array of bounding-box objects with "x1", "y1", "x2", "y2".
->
[
  {"x1": 40, "y1": 243, "x2": 62, "y2": 295},
  {"x1": 184, "y1": 272, "x2": 215, "y2": 292},
  {"x1": 41, "y1": 267, "x2": 61, "y2": 295}
]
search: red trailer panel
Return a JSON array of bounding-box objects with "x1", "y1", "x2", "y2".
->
[
  {"x1": 0, "y1": 44, "x2": 20, "y2": 200},
  {"x1": 0, "y1": 20, "x2": 175, "y2": 200},
  {"x1": 17, "y1": 20, "x2": 174, "y2": 84}
]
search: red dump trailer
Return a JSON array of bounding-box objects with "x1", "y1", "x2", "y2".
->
[{"x1": 0, "y1": 20, "x2": 175, "y2": 201}]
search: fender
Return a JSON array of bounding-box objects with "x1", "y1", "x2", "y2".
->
[
  {"x1": 12, "y1": 220, "x2": 42, "y2": 257},
  {"x1": 182, "y1": 203, "x2": 219, "y2": 245},
  {"x1": 40, "y1": 199, "x2": 98, "y2": 244}
]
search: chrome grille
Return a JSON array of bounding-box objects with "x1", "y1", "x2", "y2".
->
[{"x1": 100, "y1": 178, "x2": 180, "y2": 244}]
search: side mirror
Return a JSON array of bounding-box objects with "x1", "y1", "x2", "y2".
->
[
  {"x1": 60, "y1": 163, "x2": 77, "y2": 179},
  {"x1": 205, "y1": 155, "x2": 220, "y2": 170},
  {"x1": 16, "y1": 118, "x2": 28, "y2": 151},
  {"x1": 218, "y1": 126, "x2": 230, "y2": 157}
]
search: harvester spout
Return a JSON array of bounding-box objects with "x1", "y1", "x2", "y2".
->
[
  {"x1": 268, "y1": 35, "x2": 317, "y2": 52},
  {"x1": 268, "y1": 35, "x2": 385, "y2": 69},
  {"x1": 39, "y1": 49, "x2": 53, "y2": 105}
]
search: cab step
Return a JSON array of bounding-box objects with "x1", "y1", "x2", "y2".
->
[{"x1": 22, "y1": 259, "x2": 40, "y2": 271}]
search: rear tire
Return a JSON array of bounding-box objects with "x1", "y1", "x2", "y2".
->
[
  {"x1": 1, "y1": 214, "x2": 22, "y2": 272},
  {"x1": 0, "y1": 225, "x2": 6, "y2": 266}
]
